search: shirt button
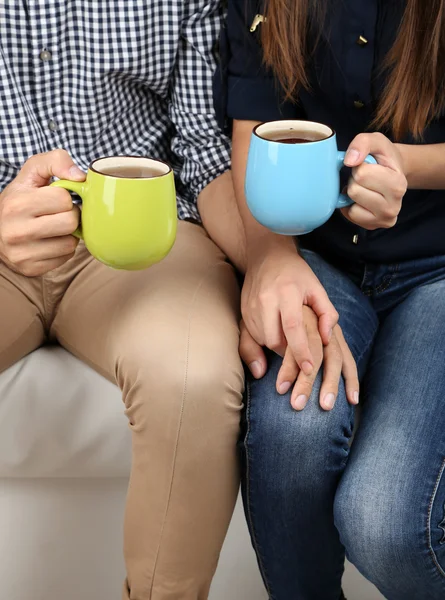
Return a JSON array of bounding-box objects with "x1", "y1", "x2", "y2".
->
[
  {"x1": 356, "y1": 35, "x2": 368, "y2": 47},
  {"x1": 354, "y1": 99, "x2": 365, "y2": 109},
  {"x1": 39, "y1": 49, "x2": 52, "y2": 61},
  {"x1": 48, "y1": 119, "x2": 58, "y2": 132},
  {"x1": 353, "y1": 234, "x2": 359, "y2": 245}
]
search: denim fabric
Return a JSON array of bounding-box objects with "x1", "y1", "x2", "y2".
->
[{"x1": 242, "y1": 250, "x2": 445, "y2": 600}]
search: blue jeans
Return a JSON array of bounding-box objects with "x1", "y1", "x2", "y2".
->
[{"x1": 242, "y1": 250, "x2": 445, "y2": 600}]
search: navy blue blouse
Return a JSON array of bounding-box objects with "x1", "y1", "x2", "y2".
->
[{"x1": 215, "y1": 0, "x2": 445, "y2": 264}]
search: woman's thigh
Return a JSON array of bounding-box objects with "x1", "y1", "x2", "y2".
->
[
  {"x1": 335, "y1": 277, "x2": 445, "y2": 599},
  {"x1": 242, "y1": 250, "x2": 379, "y2": 599}
]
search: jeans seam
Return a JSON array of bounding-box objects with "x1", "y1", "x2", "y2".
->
[
  {"x1": 244, "y1": 380, "x2": 275, "y2": 600},
  {"x1": 352, "y1": 328, "x2": 376, "y2": 368},
  {"x1": 374, "y1": 263, "x2": 399, "y2": 294},
  {"x1": 427, "y1": 456, "x2": 445, "y2": 580}
]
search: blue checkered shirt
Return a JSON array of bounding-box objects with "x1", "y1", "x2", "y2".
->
[{"x1": 0, "y1": 1, "x2": 231, "y2": 221}]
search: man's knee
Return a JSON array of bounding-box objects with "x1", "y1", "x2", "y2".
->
[{"x1": 116, "y1": 315, "x2": 244, "y2": 444}]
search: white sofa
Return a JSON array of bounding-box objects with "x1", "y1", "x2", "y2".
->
[{"x1": 0, "y1": 346, "x2": 383, "y2": 600}]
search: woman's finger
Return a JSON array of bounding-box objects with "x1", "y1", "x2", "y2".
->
[
  {"x1": 256, "y1": 292, "x2": 287, "y2": 356},
  {"x1": 350, "y1": 163, "x2": 400, "y2": 198},
  {"x1": 346, "y1": 178, "x2": 386, "y2": 215},
  {"x1": 307, "y1": 285, "x2": 339, "y2": 346},
  {"x1": 276, "y1": 346, "x2": 299, "y2": 395},
  {"x1": 239, "y1": 320, "x2": 267, "y2": 379},
  {"x1": 280, "y1": 294, "x2": 313, "y2": 375},
  {"x1": 290, "y1": 309, "x2": 324, "y2": 410},
  {"x1": 341, "y1": 201, "x2": 394, "y2": 230}
]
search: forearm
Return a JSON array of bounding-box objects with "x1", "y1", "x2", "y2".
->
[
  {"x1": 198, "y1": 170, "x2": 247, "y2": 273},
  {"x1": 396, "y1": 143, "x2": 445, "y2": 189},
  {"x1": 231, "y1": 120, "x2": 298, "y2": 265}
]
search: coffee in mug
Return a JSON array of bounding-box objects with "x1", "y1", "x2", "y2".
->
[
  {"x1": 51, "y1": 156, "x2": 177, "y2": 270},
  {"x1": 99, "y1": 165, "x2": 165, "y2": 178},
  {"x1": 263, "y1": 128, "x2": 328, "y2": 144},
  {"x1": 245, "y1": 120, "x2": 377, "y2": 235}
]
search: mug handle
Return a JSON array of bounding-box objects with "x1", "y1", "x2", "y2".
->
[
  {"x1": 50, "y1": 180, "x2": 86, "y2": 239},
  {"x1": 336, "y1": 152, "x2": 378, "y2": 208}
]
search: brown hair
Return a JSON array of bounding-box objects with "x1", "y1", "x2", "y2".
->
[{"x1": 261, "y1": 0, "x2": 445, "y2": 139}]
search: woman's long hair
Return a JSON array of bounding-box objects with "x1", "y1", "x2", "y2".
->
[{"x1": 261, "y1": 0, "x2": 445, "y2": 139}]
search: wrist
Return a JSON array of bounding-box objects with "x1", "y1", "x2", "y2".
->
[
  {"x1": 246, "y1": 232, "x2": 299, "y2": 268},
  {"x1": 394, "y1": 143, "x2": 414, "y2": 186}
]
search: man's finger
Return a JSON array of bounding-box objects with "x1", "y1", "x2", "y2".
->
[
  {"x1": 239, "y1": 320, "x2": 267, "y2": 379},
  {"x1": 319, "y1": 335, "x2": 343, "y2": 411},
  {"x1": 336, "y1": 326, "x2": 360, "y2": 406},
  {"x1": 35, "y1": 207, "x2": 80, "y2": 239},
  {"x1": 16, "y1": 150, "x2": 85, "y2": 188},
  {"x1": 31, "y1": 187, "x2": 76, "y2": 217}
]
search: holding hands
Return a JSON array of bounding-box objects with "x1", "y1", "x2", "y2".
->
[{"x1": 239, "y1": 132, "x2": 408, "y2": 412}]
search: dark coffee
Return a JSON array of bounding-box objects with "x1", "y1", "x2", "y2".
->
[
  {"x1": 100, "y1": 165, "x2": 163, "y2": 178},
  {"x1": 264, "y1": 129, "x2": 328, "y2": 144}
]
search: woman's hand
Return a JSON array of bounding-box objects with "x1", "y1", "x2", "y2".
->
[
  {"x1": 342, "y1": 132, "x2": 408, "y2": 230},
  {"x1": 242, "y1": 244, "x2": 339, "y2": 376},
  {"x1": 240, "y1": 308, "x2": 359, "y2": 411}
]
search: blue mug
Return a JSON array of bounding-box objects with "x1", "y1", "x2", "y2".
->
[{"x1": 245, "y1": 120, "x2": 377, "y2": 235}]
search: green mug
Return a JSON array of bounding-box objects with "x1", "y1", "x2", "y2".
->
[{"x1": 51, "y1": 156, "x2": 177, "y2": 270}]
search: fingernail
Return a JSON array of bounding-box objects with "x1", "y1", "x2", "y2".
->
[
  {"x1": 278, "y1": 381, "x2": 291, "y2": 395},
  {"x1": 69, "y1": 165, "x2": 85, "y2": 180},
  {"x1": 353, "y1": 391, "x2": 360, "y2": 405},
  {"x1": 292, "y1": 395, "x2": 308, "y2": 411},
  {"x1": 302, "y1": 361, "x2": 313, "y2": 376},
  {"x1": 324, "y1": 393, "x2": 336, "y2": 410},
  {"x1": 345, "y1": 148, "x2": 361, "y2": 165},
  {"x1": 249, "y1": 361, "x2": 262, "y2": 379}
]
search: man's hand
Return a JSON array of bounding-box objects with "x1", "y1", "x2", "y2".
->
[
  {"x1": 242, "y1": 244, "x2": 339, "y2": 375},
  {"x1": 0, "y1": 150, "x2": 85, "y2": 277},
  {"x1": 240, "y1": 307, "x2": 359, "y2": 411},
  {"x1": 342, "y1": 132, "x2": 407, "y2": 230}
]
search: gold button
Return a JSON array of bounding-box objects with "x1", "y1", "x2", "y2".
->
[
  {"x1": 353, "y1": 234, "x2": 359, "y2": 245},
  {"x1": 354, "y1": 100, "x2": 365, "y2": 109},
  {"x1": 356, "y1": 35, "x2": 368, "y2": 47}
]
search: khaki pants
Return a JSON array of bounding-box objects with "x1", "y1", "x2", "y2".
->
[{"x1": 0, "y1": 221, "x2": 244, "y2": 600}]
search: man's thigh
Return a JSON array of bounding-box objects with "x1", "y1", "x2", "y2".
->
[
  {"x1": 51, "y1": 221, "x2": 242, "y2": 385},
  {"x1": 0, "y1": 264, "x2": 45, "y2": 373}
]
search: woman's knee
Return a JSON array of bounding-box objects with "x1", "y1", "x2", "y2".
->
[
  {"x1": 334, "y1": 457, "x2": 445, "y2": 596},
  {"x1": 245, "y1": 353, "x2": 353, "y2": 496}
]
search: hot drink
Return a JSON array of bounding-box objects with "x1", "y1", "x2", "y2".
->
[
  {"x1": 263, "y1": 129, "x2": 328, "y2": 144},
  {"x1": 99, "y1": 165, "x2": 164, "y2": 178}
]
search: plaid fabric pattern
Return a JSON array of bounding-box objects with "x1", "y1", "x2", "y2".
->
[{"x1": 0, "y1": 1, "x2": 231, "y2": 220}]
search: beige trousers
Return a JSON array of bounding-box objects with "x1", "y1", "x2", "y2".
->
[{"x1": 0, "y1": 221, "x2": 244, "y2": 600}]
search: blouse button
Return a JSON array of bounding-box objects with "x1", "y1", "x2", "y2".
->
[
  {"x1": 356, "y1": 35, "x2": 368, "y2": 47},
  {"x1": 354, "y1": 100, "x2": 365, "y2": 109}
]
